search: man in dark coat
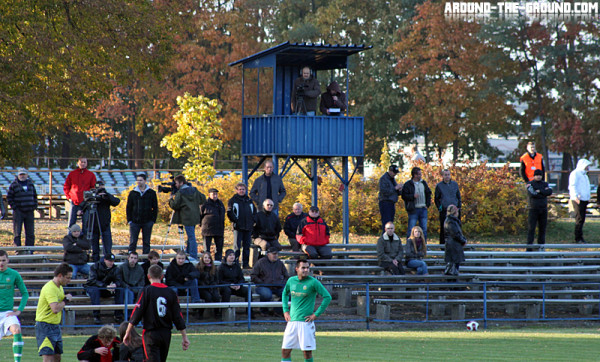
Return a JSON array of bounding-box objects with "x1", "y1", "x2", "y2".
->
[
  {"x1": 401, "y1": 167, "x2": 432, "y2": 240},
  {"x1": 168, "y1": 175, "x2": 206, "y2": 261},
  {"x1": 319, "y1": 81, "x2": 347, "y2": 116},
  {"x1": 62, "y1": 224, "x2": 91, "y2": 278},
  {"x1": 165, "y1": 250, "x2": 201, "y2": 303},
  {"x1": 378, "y1": 165, "x2": 402, "y2": 233},
  {"x1": 434, "y1": 169, "x2": 461, "y2": 244},
  {"x1": 7, "y1": 169, "x2": 38, "y2": 248},
  {"x1": 283, "y1": 203, "x2": 307, "y2": 252},
  {"x1": 291, "y1": 66, "x2": 321, "y2": 115},
  {"x1": 444, "y1": 205, "x2": 467, "y2": 275},
  {"x1": 126, "y1": 173, "x2": 158, "y2": 254},
  {"x1": 527, "y1": 169, "x2": 553, "y2": 250},
  {"x1": 80, "y1": 181, "x2": 120, "y2": 262},
  {"x1": 200, "y1": 188, "x2": 226, "y2": 262},
  {"x1": 250, "y1": 247, "x2": 289, "y2": 315},
  {"x1": 253, "y1": 199, "x2": 283, "y2": 251},
  {"x1": 249, "y1": 160, "x2": 287, "y2": 214},
  {"x1": 84, "y1": 253, "x2": 124, "y2": 324},
  {"x1": 227, "y1": 182, "x2": 257, "y2": 268}
]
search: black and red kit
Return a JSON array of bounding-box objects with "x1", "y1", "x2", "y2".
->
[{"x1": 129, "y1": 282, "x2": 186, "y2": 362}]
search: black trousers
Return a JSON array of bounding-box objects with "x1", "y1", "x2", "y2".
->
[
  {"x1": 438, "y1": 209, "x2": 447, "y2": 244},
  {"x1": 527, "y1": 208, "x2": 548, "y2": 245},
  {"x1": 380, "y1": 261, "x2": 404, "y2": 275},
  {"x1": 219, "y1": 285, "x2": 249, "y2": 302},
  {"x1": 573, "y1": 200, "x2": 588, "y2": 242},
  {"x1": 203, "y1": 235, "x2": 224, "y2": 261},
  {"x1": 13, "y1": 209, "x2": 35, "y2": 247},
  {"x1": 143, "y1": 328, "x2": 172, "y2": 362}
]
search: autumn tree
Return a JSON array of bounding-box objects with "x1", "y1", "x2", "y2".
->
[
  {"x1": 390, "y1": 1, "x2": 518, "y2": 162},
  {"x1": 161, "y1": 93, "x2": 223, "y2": 182}
]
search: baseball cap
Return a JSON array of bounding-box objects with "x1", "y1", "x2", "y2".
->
[
  {"x1": 309, "y1": 206, "x2": 319, "y2": 213},
  {"x1": 17, "y1": 169, "x2": 27, "y2": 175},
  {"x1": 104, "y1": 253, "x2": 116, "y2": 261},
  {"x1": 208, "y1": 188, "x2": 219, "y2": 193},
  {"x1": 533, "y1": 169, "x2": 543, "y2": 176},
  {"x1": 267, "y1": 247, "x2": 279, "y2": 254}
]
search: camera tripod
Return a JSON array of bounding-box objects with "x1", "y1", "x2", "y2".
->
[
  {"x1": 295, "y1": 94, "x2": 307, "y2": 115},
  {"x1": 161, "y1": 211, "x2": 186, "y2": 261},
  {"x1": 85, "y1": 201, "x2": 107, "y2": 261}
]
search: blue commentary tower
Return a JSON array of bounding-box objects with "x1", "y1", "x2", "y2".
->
[{"x1": 229, "y1": 42, "x2": 370, "y2": 243}]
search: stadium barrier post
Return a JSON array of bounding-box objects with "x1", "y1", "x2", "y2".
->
[
  {"x1": 425, "y1": 284, "x2": 430, "y2": 322},
  {"x1": 247, "y1": 283, "x2": 252, "y2": 331},
  {"x1": 365, "y1": 283, "x2": 370, "y2": 330},
  {"x1": 542, "y1": 283, "x2": 546, "y2": 320},
  {"x1": 483, "y1": 282, "x2": 487, "y2": 329}
]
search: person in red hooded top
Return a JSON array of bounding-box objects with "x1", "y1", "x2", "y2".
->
[
  {"x1": 77, "y1": 324, "x2": 120, "y2": 362},
  {"x1": 64, "y1": 157, "x2": 97, "y2": 232},
  {"x1": 296, "y1": 206, "x2": 332, "y2": 259}
]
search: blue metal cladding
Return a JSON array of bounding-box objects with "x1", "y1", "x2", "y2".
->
[{"x1": 242, "y1": 115, "x2": 364, "y2": 157}]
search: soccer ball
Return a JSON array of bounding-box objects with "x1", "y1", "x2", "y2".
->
[{"x1": 466, "y1": 320, "x2": 479, "y2": 331}]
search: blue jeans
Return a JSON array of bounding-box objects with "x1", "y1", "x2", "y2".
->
[
  {"x1": 69, "y1": 263, "x2": 90, "y2": 279},
  {"x1": 129, "y1": 221, "x2": 154, "y2": 254},
  {"x1": 85, "y1": 286, "x2": 124, "y2": 317},
  {"x1": 407, "y1": 259, "x2": 428, "y2": 275},
  {"x1": 255, "y1": 286, "x2": 283, "y2": 313},
  {"x1": 407, "y1": 207, "x2": 428, "y2": 239},
  {"x1": 170, "y1": 279, "x2": 201, "y2": 303},
  {"x1": 184, "y1": 225, "x2": 198, "y2": 259}
]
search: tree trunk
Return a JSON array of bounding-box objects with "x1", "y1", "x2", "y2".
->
[{"x1": 559, "y1": 152, "x2": 572, "y2": 192}]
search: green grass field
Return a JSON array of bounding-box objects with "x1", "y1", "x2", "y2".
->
[{"x1": 3, "y1": 329, "x2": 599, "y2": 361}]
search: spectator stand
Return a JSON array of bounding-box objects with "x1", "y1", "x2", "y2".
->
[{"x1": 229, "y1": 41, "x2": 371, "y2": 244}]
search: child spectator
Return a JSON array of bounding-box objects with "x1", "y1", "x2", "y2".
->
[{"x1": 141, "y1": 250, "x2": 164, "y2": 286}]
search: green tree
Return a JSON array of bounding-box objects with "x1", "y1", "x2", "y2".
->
[{"x1": 161, "y1": 93, "x2": 223, "y2": 182}]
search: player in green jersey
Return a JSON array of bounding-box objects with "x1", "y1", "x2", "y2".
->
[
  {"x1": 0, "y1": 250, "x2": 29, "y2": 362},
  {"x1": 281, "y1": 259, "x2": 331, "y2": 362}
]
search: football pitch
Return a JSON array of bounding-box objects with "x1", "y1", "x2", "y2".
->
[{"x1": 2, "y1": 329, "x2": 598, "y2": 361}]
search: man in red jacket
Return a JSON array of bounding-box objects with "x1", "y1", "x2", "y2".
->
[
  {"x1": 296, "y1": 206, "x2": 332, "y2": 259},
  {"x1": 64, "y1": 157, "x2": 97, "y2": 232}
]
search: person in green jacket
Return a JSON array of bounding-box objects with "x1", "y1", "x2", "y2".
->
[
  {"x1": 281, "y1": 259, "x2": 331, "y2": 362},
  {"x1": 0, "y1": 250, "x2": 29, "y2": 362},
  {"x1": 168, "y1": 175, "x2": 206, "y2": 262}
]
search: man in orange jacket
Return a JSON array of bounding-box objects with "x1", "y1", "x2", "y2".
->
[{"x1": 520, "y1": 142, "x2": 545, "y2": 182}]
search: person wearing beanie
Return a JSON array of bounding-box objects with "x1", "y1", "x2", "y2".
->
[
  {"x1": 526, "y1": 169, "x2": 552, "y2": 251},
  {"x1": 62, "y1": 224, "x2": 91, "y2": 278}
]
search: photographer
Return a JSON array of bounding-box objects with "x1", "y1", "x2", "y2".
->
[
  {"x1": 291, "y1": 66, "x2": 321, "y2": 115},
  {"x1": 81, "y1": 181, "x2": 120, "y2": 262},
  {"x1": 168, "y1": 175, "x2": 206, "y2": 262},
  {"x1": 126, "y1": 173, "x2": 158, "y2": 254}
]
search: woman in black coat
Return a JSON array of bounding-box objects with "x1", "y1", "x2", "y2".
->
[{"x1": 444, "y1": 205, "x2": 467, "y2": 275}]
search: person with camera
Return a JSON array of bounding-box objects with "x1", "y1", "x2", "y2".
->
[
  {"x1": 64, "y1": 157, "x2": 97, "y2": 232},
  {"x1": 291, "y1": 66, "x2": 321, "y2": 116},
  {"x1": 81, "y1": 180, "x2": 120, "y2": 263},
  {"x1": 168, "y1": 175, "x2": 206, "y2": 262},
  {"x1": 319, "y1": 81, "x2": 347, "y2": 116},
  {"x1": 126, "y1": 173, "x2": 158, "y2": 255}
]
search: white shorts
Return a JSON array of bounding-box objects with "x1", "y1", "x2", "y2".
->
[
  {"x1": 281, "y1": 321, "x2": 316, "y2": 351},
  {"x1": 0, "y1": 311, "x2": 20, "y2": 340}
]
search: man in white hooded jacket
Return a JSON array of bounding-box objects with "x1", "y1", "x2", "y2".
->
[{"x1": 569, "y1": 159, "x2": 592, "y2": 243}]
